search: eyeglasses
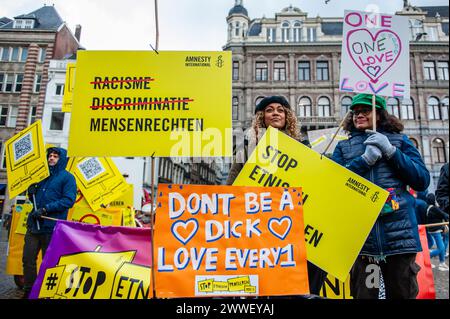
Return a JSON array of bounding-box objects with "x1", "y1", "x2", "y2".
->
[{"x1": 351, "y1": 108, "x2": 372, "y2": 116}]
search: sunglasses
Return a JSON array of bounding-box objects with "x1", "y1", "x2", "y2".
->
[{"x1": 351, "y1": 108, "x2": 372, "y2": 116}]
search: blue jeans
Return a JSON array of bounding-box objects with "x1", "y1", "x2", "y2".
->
[
  {"x1": 443, "y1": 231, "x2": 449, "y2": 253},
  {"x1": 429, "y1": 231, "x2": 446, "y2": 263}
]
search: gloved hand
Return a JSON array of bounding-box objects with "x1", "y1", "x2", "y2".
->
[
  {"x1": 427, "y1": 206, "x2": 449, "y2": 221},
  {"x1": 31, "y1": 208, "x2": 46, "y2": 220},
  {"x1": 364, "y1": 130, "x2": 396, "y2": 159},
  {"x1": 362, "y1": 144, "x2": 382, "y2": 166}
]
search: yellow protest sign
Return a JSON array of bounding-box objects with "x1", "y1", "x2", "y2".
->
[
  {"x1": 121, "y1": 207, "x2": 136, "y2": 227},
  {"x1": 320, "y1": 274, "x2": 353, "y2": 299},
  {"x1": 62, "y1": 62, "x2": 76, "y2": 112},
  {"x1": 233, "y1": 127, "x2": 389, "y2": 281},
  {"x1": 67, "y1": 50, "x2": 232, "y2": 157},
  {"x1": 67, "y1": 205, "x2": 123, "y2": 226},
  {"x1": 66, "y1": 157, "x2": 131, "y2": 211},
  {"x1": 5, "y1": 120, "x2": 49, "y2": 198},
  {"x1": 108, "y1": 184, "x2": 134, "y2": 208},
  {"x1": 6, "y1": 206, "x2": 42, "y2": 275},
  {"x1": 14, "y1": 202, "x2": 33, "y2": 235}
]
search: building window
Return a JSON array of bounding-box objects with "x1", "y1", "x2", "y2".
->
[
  {"x1": 0, "y1": 141, "x2": 5, "y2": 169},
  {"x1": 14, "y1": 74, "x2": 23, "y2": 92},
  {"x1": 38, "y1": 47, "x2": 46, "y2": 63},
  {"x1": 0, "y1": 74, "x2": 4, "y2": 91},
  {"x1": 7, "y1": 105, "x2": 18, "y2": 128},
  {"x1": 267, "y1": 28, "x2": 276, "y2": 43},
  {"x1": 307, "y1": 27, "x2": 317, "y2": 42},
  {"x1": 0, "y1": 47, "x2": 9, "y2": 61},
  {"x1": 235, "y1": 21, "x2": 240, "y2": 37},
  {"x1": 437, "y1": 61, "x2": 449, "y2": 81},
  {"x1": 401, "y1": 97, "x2": 415, "y2": 120},
  {"x1": 232, "y1": 96, "x2": 239, "y2": 120},
  {"x1": 293, "y1": 21, "x2": 302, "y2": 42},
  {"x1": 50, "y1": 110, "x2": 65, "y2": 131},
  {"x1": 387, "y1": 97, "x2": 401, "y2": 118},
  {"x1": 318, "y1": 97, "x2": 331, "y2": 117},
  {"x1": 55, "y1": 84, "x2": 64, "y2": 96},
  {"x1": 34, "y1": 74, "x2": 42, "y2": 93},
  {"x1": 255, "y1": 62, "x2": 268, "y2": 81},
  {"x1": 4, "y1": 73, "x2": 13, "y2": 92},
  {"x1": 0, "y1": 106, "x2": 8, "y2": 126},
  {"x1": 316, "y1": 61, "x2": 329, "y2": 81},
  {"x1": 20, "y1": 47, "x2": 28, "y2": 62},
  {"x1": 441, "y1": 97, "x2": 449, "y2": 121},
  {"x1": 273, "y1": 61, "x2": 286, "y2": 81},
  {"x1": 428, "y1": 96, "x2": 441, "y2": 120},
  {"x1": 432, "y1": 138, "x2": 447, "y2": 163},
  {"x1": 409, "y1": 19, "x2": 424, "y2": 40},
  {"x1": 11, "y1": 47, "x2": 19, "y2": 61},
  {"x1": 298, "y1": 61, "x2": 310, "y2": 81},
  {"x1": 341, "y1": 96, "x2": 353, "y2": 118},
  {"x1": 298, "y1": 97, "x2": 312, "y2": 117},
  {"x1": 423, "y1": 61, "x2": 436, "y2": 80},
  {"x1": 281, "y1": 21, "x2": 290, "y2": 42},
  {"x1": 29, "y1": 106, "x2": 37, "y2": 125},
  {"x1": 232, "y1": 61, "x2": 239, "y2": 80}
]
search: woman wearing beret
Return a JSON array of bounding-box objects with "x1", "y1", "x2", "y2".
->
[
  {"x1": 332, "y1": 93, "x2": 430, "y2": 299},
  {"x1": 226, "y1": 95, "x2": 327, "y2": 297}
]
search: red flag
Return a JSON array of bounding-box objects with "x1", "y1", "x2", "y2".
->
[{"x1": 416, "y1": 225, "x2": 436, "y2": 299}]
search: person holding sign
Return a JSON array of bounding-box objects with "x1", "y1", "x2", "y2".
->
[
  {"x1": 22, "y1": 147, "x2": 77, "y2": 298},
  {"x1": 226, "y1": 96, "x2": 327, "y2": 296},
  {"x1": 332, "y1": 93, "x2": 430, "y2": 299}
]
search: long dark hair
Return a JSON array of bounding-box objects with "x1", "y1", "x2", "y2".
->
[{"x1": 342, "y1": 109, "x2": 404, "y2": 133}]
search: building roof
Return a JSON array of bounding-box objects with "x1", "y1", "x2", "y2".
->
[
  {"x1": 0, "y1": 17, "x2": 12, "y2": 27},
  {"x1": 417, "y1": 6, "x2": 449, "y2": 18},
  {"x1": 228, "y1": 5, "x2": 248, "y2": 17},
  {"x1": 321, "y1": 22, "x2": 343, "y2": 35},
  {"x1": 248, "y1": 22, "x2": 262, "y2": 36},
  {"x1": 0, "y1": 5, "x2": 64, "y2": 30}
]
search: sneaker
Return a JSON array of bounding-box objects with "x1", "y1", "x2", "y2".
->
[
  {"x1": 438, "y1": 263, "x2": 449, "y2": 271},
  {"x1": 446, "y1": 252, "x2": 449, "y2": 258},
  {"x1": 431, "y1": 263, "x2": 436, "y2": 269}
]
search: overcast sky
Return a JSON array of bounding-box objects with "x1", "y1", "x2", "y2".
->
[{"x1": 2, "y1": 0, "x2": 448, "y2": 51}]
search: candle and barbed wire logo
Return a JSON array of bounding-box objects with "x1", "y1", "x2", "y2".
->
[{"x1": 215, "y1": 55, "x2": 224, "y2": 68}]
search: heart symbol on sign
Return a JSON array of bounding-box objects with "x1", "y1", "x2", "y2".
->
[
  {"x1": 346, "y1": 28, "x2": 402, "y2": 83},
  {"x1": 171, "y1": 218, "x2": 199, "y2": 245},
  {"x1": 268, "y1": 217, "x2": 292, "y2": 240}
]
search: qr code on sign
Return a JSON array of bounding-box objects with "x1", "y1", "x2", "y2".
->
[
  {"x1": 13, "y1": 133, "x2": 33, "y2": 162},
  {"x1": 77, "y1": 157, "x2": 105, "y2": 181}
]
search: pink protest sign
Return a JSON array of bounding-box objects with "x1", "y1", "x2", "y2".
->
[{"x1": 339, "y1": 10, "x2": 410, "y2": 99}]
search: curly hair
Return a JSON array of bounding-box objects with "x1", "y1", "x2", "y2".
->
[
  {"x1": 251, "y1": 106, "x2": 300, "y2": 144},
  {"x1": 342, "y1": 109, "x2": 404, "y2": 133}
]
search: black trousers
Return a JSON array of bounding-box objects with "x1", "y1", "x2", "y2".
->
[
  {"x1": 350, "y1": 253, "x2": 420, "y2": 299},
  {"x1": 22, "y1": 232, "x2": 53, "y2": 292}
]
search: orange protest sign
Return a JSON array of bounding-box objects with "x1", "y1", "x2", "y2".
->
[{"x1": 154, "y1": 184, "x2": 309, "y2": 298}]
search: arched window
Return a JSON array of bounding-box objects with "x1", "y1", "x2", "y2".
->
[
  {"x1": 341, "y1": 96, "x2": 352, "y2": 118},
  {"x1": 235, "y1": 21, "x2": 240, "y2": 37},
  {"x1": 432, "y1": 138, "x2": 447, "y2": 163},
  {"x1": 387, "y1": 97, "x2": 400, "y2": 118},
  {"x1": 441, "y1": 97, "x2": 449, "y2": 120},
  {"x1": 409, "y1": 137, "x2": 419, "y2": 149},
  {"x1": 318, "y1": 96, "x2": 331, "y2": 117},
  {"x1": 428, "y1": 96, "x2": 441, "y2": 120},
  {"x1": 281, "y1": 21, "x2": 290, "y2": 42},
  {"x1": 409, "y1": 19, "x2": 424, "y2": 41},
  {"x1": 401, "y1": 97, "x2": 415, "y2": 120},
  {"x1": 293, "y1": 21, "x2": 302, "y2": 42},
  {"x1": 297, "y1": 97, "x2": 312, "y2": 117},
  {"x1": 255, "y1": 96, "x2": 265, "y2": 112},
  {"x1": 228, "y1": 23, "x2": 232, "y2": 39},
  {"x1": 232, "y1": 96, "x2": 239, "y2": 120}
]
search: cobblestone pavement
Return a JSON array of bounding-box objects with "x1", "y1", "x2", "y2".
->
[{"x1": 0, "y1": 225, "x2": 448, "y2": 299}]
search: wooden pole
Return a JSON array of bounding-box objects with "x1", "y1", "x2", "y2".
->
[
  {"x1": 423, "y1": 221, "x2": 449, "y2": 228},
  {"x1": 321, "y1": 109, "x2": 351, "y2": 157},
  {"x1": 372, "y1": 94, "x2": 377, "y2": 131}
]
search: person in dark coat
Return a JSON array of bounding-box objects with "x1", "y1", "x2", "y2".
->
[
  {"x1": 22, "y1": 147, "x2": 77, "y2": 298},
  {"x1": 435, "y1": 163, "x2": 449, "y2": 258},
  {"x1": 226, "y1": 96, "x2": 327, "y2": 297},
  {"x1": 332, "y1": 93, "x2": 430, "y2": 299}
]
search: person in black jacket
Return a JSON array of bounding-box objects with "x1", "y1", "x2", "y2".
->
[
  {"x1": 22, "y1": 147, "x2": 77, "y2": 298},
  {"x1": 332, "y1": 94, "x2": 430, "y2": 299},
  {"x1": 435, "y1": 163, "x2": 449, "y2": 259}
]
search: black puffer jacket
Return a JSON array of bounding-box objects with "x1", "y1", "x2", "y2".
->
[{"x1": 435, "y1": 163, "x2": 449, "y2": 214}]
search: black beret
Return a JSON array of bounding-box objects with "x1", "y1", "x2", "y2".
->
[{"x1": 255, "y1": 96, "x2": 291, "y2": 114}]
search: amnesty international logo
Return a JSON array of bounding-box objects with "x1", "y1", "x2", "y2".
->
[
  {"x1": 215, "y1": 55, "x2": 224, "y2": 68},
  {"x1": 370, "y1": 191, "x2": 380, "y2": 203}
]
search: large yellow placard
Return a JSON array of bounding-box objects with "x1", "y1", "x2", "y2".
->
[
  {"x1": 62, "y1": 62, "x2": 76, "y2": 112},
  {"x1": 233, "y1": 127, "x2": 388, "y2": 281},
  {"x1": 5, "y1": 121, "x2": 49, "y2": 198},
  {"x1": 66, "y1": 157, "x2": 131, "y2": 211},
  {"x1": 67, "y1": 50, "x2": 232, "y2": 157}
]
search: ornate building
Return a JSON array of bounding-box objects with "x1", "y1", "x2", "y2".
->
[{"x1": 224, "y1": 0, "x2": 449, "y2": 190}]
